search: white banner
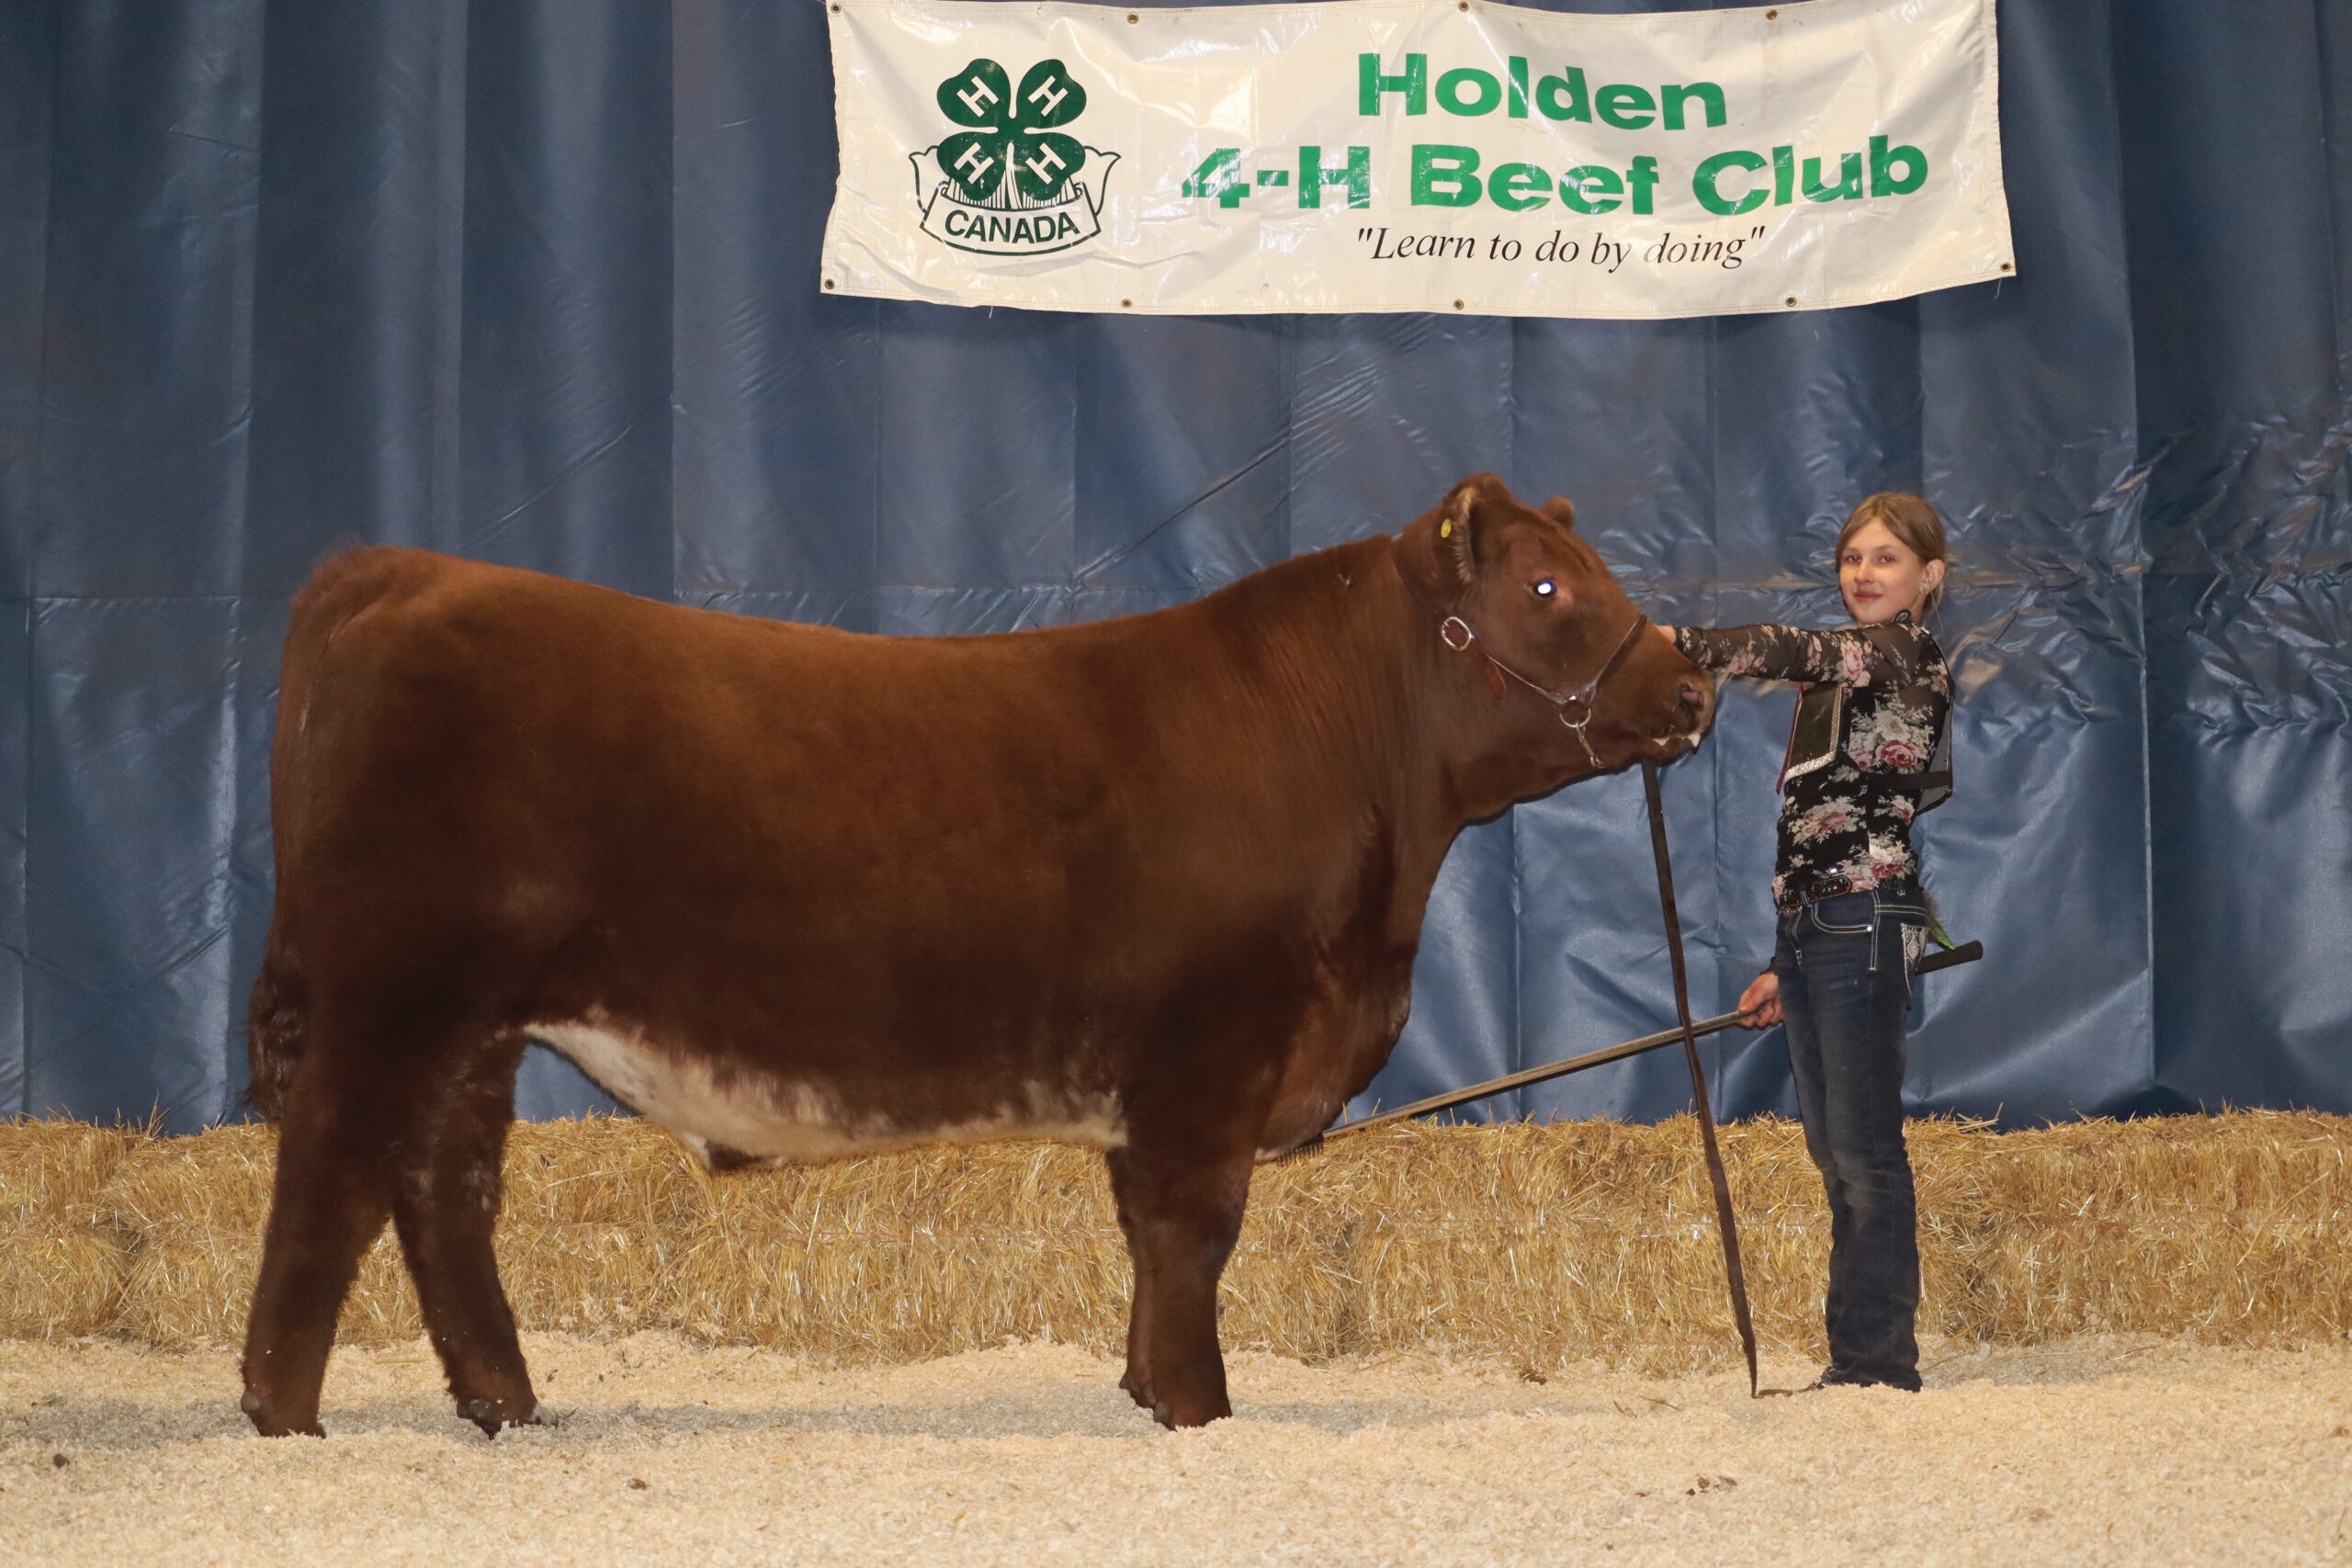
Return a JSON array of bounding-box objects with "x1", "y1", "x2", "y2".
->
[{"x1": 820, "y1": 0, "x2": 2011, "y2": 320}]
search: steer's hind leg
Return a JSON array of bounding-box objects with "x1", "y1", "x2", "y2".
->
[
  {"x1": 384, "y1": 1028, "x2": 546, "y2": 1437},
  {"x1": 1105, "y1": 1151, "x2": 1159, "y2": 1412},
  {"x1": 241, "y1": 1048, "x2": 398, "y2": 1437},
  {"x1": 1103, "y1": 1140, "x2": 1254, "y2": 1429}
]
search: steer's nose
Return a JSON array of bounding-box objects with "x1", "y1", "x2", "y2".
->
[{"x1": 1678, "y1": 677, "x2": 1713, "y2": 729}]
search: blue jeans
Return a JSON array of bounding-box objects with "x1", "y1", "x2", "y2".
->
[{"x1": 1772, "y1": 887, "x2": 1928, "y2": 1390}]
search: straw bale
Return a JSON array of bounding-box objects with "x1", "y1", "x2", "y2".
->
[
  {"x1": 98, "y1": 1123, "x2": 427, "y2": 1348},
  {"x1": 0, "y1": 1120, "x2": 144, "y2": 1337},
  {"x1": 0, "y1": 1111, "x2": 2344, "y2": 1368},
  {"x1": 493, "y1": 1120, "x2": 1131, "y2": 1360}
]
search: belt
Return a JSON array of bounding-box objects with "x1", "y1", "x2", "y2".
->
[{"x1": 1780, "y1": 873, "x2": 1920, "y2": 912}]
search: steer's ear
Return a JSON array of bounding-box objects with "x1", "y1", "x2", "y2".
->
[
  {"x1": 1541, "y1": 496, "x2": 1577, "y2": 530},
  {"x1": 1397, "y1": 477, "x2": 1495, "y2": 602}
]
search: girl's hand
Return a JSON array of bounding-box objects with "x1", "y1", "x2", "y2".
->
[
  {"x1": 1736, "y1": 970, "x2": 1781, "y2": 1028},
  {"x1": 1652, "y1": 624, "x2": 1677, "y2": 643}
]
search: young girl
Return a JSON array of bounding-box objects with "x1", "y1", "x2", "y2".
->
[{"x1": 1655, "y1": 493, "x2": 1952, "y2": 1392}]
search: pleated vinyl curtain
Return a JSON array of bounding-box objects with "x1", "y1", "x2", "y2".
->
[{"x1": 0, "y1": 0, "x2": 2343, "y2": 1130}]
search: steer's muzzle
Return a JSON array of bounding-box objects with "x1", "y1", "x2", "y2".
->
[
  {"x1": 1677, "y1": 676, "x2": 1713, "y2": 736},
  {"x1": 1625, "y1": 641, "x2": 1715, "y2": 762}
]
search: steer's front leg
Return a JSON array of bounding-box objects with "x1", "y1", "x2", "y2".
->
[{"x1": 1103, "y1": 1141, "x2": 1254, "y2": 1428}]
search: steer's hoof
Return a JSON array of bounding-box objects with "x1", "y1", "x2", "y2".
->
[
  {"x1": 460, "y1": 1396, "x2": 556, "y2": 1438},
  {"x1": 1119, "y1": 1370, "x2": 1155, "y2": 1412},
  {"x1": 1154, "y1": 1393, "x2": 1233, "y2": 1429},
  {"x1": 240, "y1": 1388, "x2": 324, "y2": 1438}
]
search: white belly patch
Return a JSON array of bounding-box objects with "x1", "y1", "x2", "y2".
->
[{"x1": 527, "y1": 1014, "x2": 1126, "y2": 1167}]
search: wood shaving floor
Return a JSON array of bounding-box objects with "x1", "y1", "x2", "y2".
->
[{"x1": 3, "y1": 1333, "x2": 2347, "y2": 1566}]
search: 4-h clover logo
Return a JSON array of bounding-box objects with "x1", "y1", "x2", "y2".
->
[{"x1": 912, "y1": 58, "x2": 1120, "y2": 257}]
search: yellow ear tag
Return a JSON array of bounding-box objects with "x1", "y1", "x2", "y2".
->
[{"x1": 1440, "y1": 521, "x2": 1452, "y2": 538}]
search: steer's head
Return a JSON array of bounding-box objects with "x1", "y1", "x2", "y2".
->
[{"x1": 1396, "y1": 473, "x2": 1713, "y2": 799}]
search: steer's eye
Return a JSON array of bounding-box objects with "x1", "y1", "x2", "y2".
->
[{"x1": 1532, "y1": 580, "x2": 1557, "y2": 600}]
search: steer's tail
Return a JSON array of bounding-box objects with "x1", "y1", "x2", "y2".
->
[
  {"x1": 246, "y1": 545, "x2": 425, "y2": 1123},
  {"x1": 245, "y1": 925, "x2": 309, "y2": 1123}
]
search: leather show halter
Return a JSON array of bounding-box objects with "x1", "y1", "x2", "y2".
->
[{"x1": 1437, "y1": 605, "x2": 1651, "y2": 770}]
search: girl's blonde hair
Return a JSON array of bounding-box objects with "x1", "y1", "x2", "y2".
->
[{"x1": 1837, "y1": 492, "x2": 1951, "y2": 615}]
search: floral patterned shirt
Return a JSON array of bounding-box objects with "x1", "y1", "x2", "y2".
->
[{"x1": 1672, "y1": 615, "x2": 1951, "y2": 913}]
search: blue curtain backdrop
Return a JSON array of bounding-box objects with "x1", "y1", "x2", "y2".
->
[{"x1": 0, "y1": 0, "x2": 2343, "y2": 1132}]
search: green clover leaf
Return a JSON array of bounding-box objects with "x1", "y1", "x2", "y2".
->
[
  {"x1": 1012, "y1": 60, "x2": 1086, "y2": 132},
  {"x1": 936, "y1": 59, "x2": 1011, "y2": 130},
  {"x1": 933, "y1": 58, "x2": 1089, "y2": 205}
]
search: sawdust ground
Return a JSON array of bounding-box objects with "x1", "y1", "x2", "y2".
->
[{"x1": 3, "y1": 1333, "x2": 2347, "y2": 1566}]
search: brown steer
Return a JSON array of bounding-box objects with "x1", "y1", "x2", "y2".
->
[{"x1": 239, "y1": 473, "x2": 1712, "y2": 1437}]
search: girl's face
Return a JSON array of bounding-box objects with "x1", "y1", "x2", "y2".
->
[{"x1": 1840, "y1": 519, "x2": 1943, "y2": 625}]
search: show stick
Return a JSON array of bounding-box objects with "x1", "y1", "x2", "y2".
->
[
  {"x1": 1640, "y1": 760, "x2": 1767, "y2": 1398},
  {"x1": 1319, "y1": 940, "x2": 1981, "y2": 1141}
]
